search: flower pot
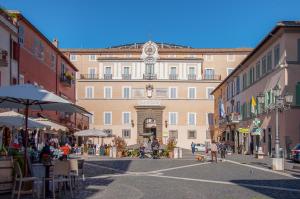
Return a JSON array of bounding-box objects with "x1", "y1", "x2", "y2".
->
[{"x1": 117, "y1": 151, "x2": 123, "y2": 158}]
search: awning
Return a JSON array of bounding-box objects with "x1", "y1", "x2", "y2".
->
[
  {"x1": 33, "y1": 117, "x2": 68, "y2": 132},
  {"x1": 74, "y1": 129, "x2": 109, "y2": 137},
  {"x1": 0, "y1": 111, "x2": 50, "y2": 129}
]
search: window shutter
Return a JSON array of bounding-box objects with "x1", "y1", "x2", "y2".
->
[{"x1": 296, "y1": 82, "x2": 300, "y2": 106}]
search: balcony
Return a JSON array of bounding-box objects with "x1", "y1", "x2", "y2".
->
[
  {"x1": 0, "y1": 50, "x2": 8, "y2": 67},
  {"x1": 122, "y1": 74, "x2": 132, "y2": 80},
  {"x1": 218, "y1": 112, "x2": 242, "y2": 125},
  {"x1": 104, "y1": 74, "x2": 113, "y2": 80},
  {"x1": 80, "y1": 74, "x2": 98, "y2": 80},
  {"x1": 202, "y1": 74, "x2": 221, "y2": 80},
  {"x1": 143, "y1": 74, "x2": 157, "y2": 80},
  {"x1": 60, "y1": 75, "x2": 72, "y2": 87},
  {"x1": 169, "y1": 74, "x2": 178, "y2": 80},
  {"x1": 188, "y1": 74, "x2": 197, "y2": 80}
]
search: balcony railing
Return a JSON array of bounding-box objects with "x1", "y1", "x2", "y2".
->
[
  {"x1": 60, "y1": 75, "x2": 72, "y2": 86},
  {"x1": 169, "y1": 74, "x2": 178, "y2": 80},
  {"x1": 188, "y1": 74, "x2": 197, "y2": 80},
  {"x1": 143, "y1": 74, "x2": 157, "y2": 80},
  {"x1": 104, "y1": 74, "x2": 113, "y2": 80},
  {"x1": 203, "y1": 74, "x2": 221, "y2": 80},
  {"x1": 218, "y1": 112, "x2": 242, "y2": 125},
  {"x1": 80, "y1": 74, "x2": 99, "y2": 79},
  {"x1": 122, "y1": 74, "x2": 131, "y2": 80}
]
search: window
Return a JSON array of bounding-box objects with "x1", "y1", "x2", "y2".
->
[
  {"x1": 122, "y1": 129, "x2": 131, "y2": 139},
  {"x1": 206, "y1": 87, "x2": 214, "y2": 99},
  {"x1": 236, "y1": 76, "x2": 240, "y2": 94},
  {"x1": 123, "y1": 67, "x2": 130, "y2": 75},
  {"x1": 145, "y1": 64, "x2": 154, "y2": 75},
  {"x1": 122, "y1": 87, "x2": 131, "y2": 99},
  {"x1": 169, "y1": 130, "x2": 178, "y2": 139},
  {"x1": 188, "y1": 112, "x2": 196, "y2": 125},
  {"x1": 204, "y1": 68, "x2": 215, "y2": 79},
  {"x1": 89, "y1": 55, "x2": 96, "y2": 61},
  {"x1": 227, "y1": 68, "x2": 234, "y2": 76},
  {"x1": 274, "y1": 44, "x2": 280, "y2": 67},
  {"x1": 105, "y1": 67, "x2": 112, "y2": 74},
  {"x1": 236, "y1": 101, "x2": 240, "y2": 113},
  {"x1": 255, "y1": 61, "x2": 261, "y2": 80},
  {"x1": 122, "y1": 112, "x2": 131, "y2": 125},
  {"x1": 70, "y1": 54, "x2": 77, "y2": 61},
  {"x1": 204, "y1": 55, "x2": 213, "y2": 61},
  {"x1": 104, "y1": 87, "x2": 112, "y2": 99},
  {"x1": 188, "y1": 87, "x2": 196, "y2": 99},
  {"x1": 85, "y1": 86, "x2": 94, "y2": 99},
  {"x1": 169, "y1": 87, "x2": 177, "y2": 99},
  {"x1": 188, "y1": 130, "x2": 197, "y2": 139},
  {"x1": 169, "y1": 112, "x2": 178, "y2": 125},
  {"x1": 88, "y1": 67, "x2": 97, "y2": 79},
  {"x1": 155, "y1": 88, "x2": 168, "y2": 98},
  {"x1": 227, "y1": 55, "x2": 235, "y2": 62},
  {"x1": 267, "y1": 51, "x2": 272, "y2": 71},
  {"x1": 50, "y1": 53, "x2": 56, "y2": 69},
  {"x1": 242, "y1": 73, "x2": 247, "y2": 90},
  {"x1": 262, "y1": 56, "x2": 267, "y2": 75},
  {"x1": 104, "y1": 112, "x2": 112, "y2": 125},
  {"x1": 296, "y1": 82, "x2": 300, "y2": 106},
  {"x1": 103, "y1": 129, "x2": 112, "y2": 136},
  {"x1": 249, "y1": 67, "x2": 254, "y2": 85},
  {"x1": 170, "y1": 67, "x2": 177, "y2": 75},
  {"x1": 18, "y1": 25, "x2": 24, "y2": 45},
  {"x1": 188, "y1": 67, "x2": 195, "y2": 75},
  {"x1": 207, "y1": 113, "x2": 214, "y2": 126}
]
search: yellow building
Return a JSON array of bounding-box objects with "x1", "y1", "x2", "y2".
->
[{"x1": 62, "y1": 41, "x2": 250, "y2": 149}]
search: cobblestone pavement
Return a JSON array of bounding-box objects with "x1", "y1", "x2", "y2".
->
[{"x1": 2, "y1": 152, "x2": 300, "y2": 199}]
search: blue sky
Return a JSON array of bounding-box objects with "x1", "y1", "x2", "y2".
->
[{"x1": 1, "y1": 0, "x2": 300, "y2": 49}]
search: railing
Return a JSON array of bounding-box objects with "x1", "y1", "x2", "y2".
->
[
  {"x1": 60, "y1": 75, "x2": 72, "y2": 86},
  {"x1": 104, "y1": 74, "x2": 113, "y2": 80},
  {"x1": 80, "y1": 74, "x2": 98, "y2": 79},
  {"x1": 188, "y1": 74, "x2": 197, "y2": 80},
  {"x1": 169, "y1": 74, "x2": 178, "y2": 80},
  {"x1": 122, "y1": 74, "x2": 131, "y2": 80},
  {"x1": 218, "y1": 112, "x2": 242, "y2": 125},
  {"x1": 143, "y1": 74, "x2": 157, "y2": 80},
  {"x1": 202, "y1": 74, "x2": 221, "y2": 80}
]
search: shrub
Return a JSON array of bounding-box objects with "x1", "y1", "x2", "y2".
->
[
  {"x1": 167, "y1": 137, "x2": 177, "y2": 151},
  {"x1": 114, "y1": 136, "x2": 127, "y2": 153}
]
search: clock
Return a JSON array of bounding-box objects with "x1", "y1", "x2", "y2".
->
[{"x1": 145, "y1": 45, "x2": 156, "y2": 55}]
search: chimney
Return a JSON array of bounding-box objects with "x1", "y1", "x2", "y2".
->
[{"x1": 52, "y1": 38, "x2": 59, "y2": 48}]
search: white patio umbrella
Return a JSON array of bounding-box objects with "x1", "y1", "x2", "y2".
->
[
  {"x1": 0, "y1": 111, "x2": 50, "y2": 129},
  {"x1": 74, "y1": 129, "x2": 109, "y2": 137},
  {"x1": 0, "y1": 84, "x2": 91, "y2": 174}
]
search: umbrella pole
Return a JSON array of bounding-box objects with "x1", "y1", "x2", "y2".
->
[{"x1": 24, "y1": 104, "x2": 29, "y2": 176}]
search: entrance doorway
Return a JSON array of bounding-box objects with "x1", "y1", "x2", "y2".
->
[{"x1": 143, "y1": 118, "x2": 157, "y2": 139}]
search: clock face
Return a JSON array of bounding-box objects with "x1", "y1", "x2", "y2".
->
[{"x1": 145, "y1": 45, "x2": 156, "y2": 55}]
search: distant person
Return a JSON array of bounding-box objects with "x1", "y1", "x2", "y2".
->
[
  {"x1": 250, "y1": 142, "x2": 254, "y2": 155},
  {"x1": 220, "y1": 142, "x2": 226, "y2": 160},
  {"x1": 191, "y1": 142, "x2": 196, "y2": 155},
  {"x1": 211, "y1": 141, "x2": 218, "y2": 163},
  {"x1": 151, "y1": 138, "x2": 160, "y2": 159}
]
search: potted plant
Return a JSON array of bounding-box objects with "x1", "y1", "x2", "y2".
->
[
  {"x1": 167, "y1": 138, "x2": 177, "y2": 158},
  {"x1": 115, "y1": 136, "x2": 126, "y2": 158},
  {"x1": 64, "y1": 71, "x2": 74, "y2": 81}
]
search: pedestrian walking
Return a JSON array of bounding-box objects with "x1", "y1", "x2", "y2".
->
[
  {"x1": 220, "y1": 142, "x2": 226, "y2": 160},
  {"x1": 211, "y1": 141, "x2": 218, "y2": 163},
  {"x1": 191, "y1": 142, "x2": 196, "y2": 155}
]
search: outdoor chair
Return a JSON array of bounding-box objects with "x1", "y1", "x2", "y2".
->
[
  {"x1": 31, "y1": 163, "x2": 46, "y2": 199},
  {"x1": 69, "y1": 159, "x2": 80, "y2": 189},
  {"x1": 45, "y1": 160, "x2": 73, "y2": 199},
  {"x1": 11, "y1": 161, "x2": 39, "y2": 199},
  {"x1": 77, "y1": 159, "x2": 85, "y2": 181}
]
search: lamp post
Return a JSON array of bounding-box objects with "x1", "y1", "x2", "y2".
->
[{"x1": 256, "y1": 85, "x2": 293, "y2": 170}]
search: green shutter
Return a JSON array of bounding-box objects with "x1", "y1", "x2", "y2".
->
[{"x1": 296, "y1": 82, "x2": 300, "y2": 106}]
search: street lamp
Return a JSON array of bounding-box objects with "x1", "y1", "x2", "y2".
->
[{"x1": 256, "y1": 85, "x2": 293, "y2": 170}]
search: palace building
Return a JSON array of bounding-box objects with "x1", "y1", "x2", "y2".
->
[{"x1": 62, "y1": 41, "x2": 251, "y2": 148}]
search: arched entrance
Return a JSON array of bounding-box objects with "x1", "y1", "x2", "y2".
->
[{"x1": 143, "y1": 118, "x2": 157, "y2": 138}]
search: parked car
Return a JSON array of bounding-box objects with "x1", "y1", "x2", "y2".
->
[
  {"x1": 291, "y1": 143, "x2": 300, "y2": 163},
  {"x1": 195, "y1": 144, "x2": 206, "y2": 152}
]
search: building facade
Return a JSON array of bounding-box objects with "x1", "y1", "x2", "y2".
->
[
  {"x1": 0, "y1": 9, "x2": 19, "y2": 87},
  {"x1": 212, "y1": 21, "x2": 300, "y2": 156},
  {"x1": 8, "y1": 11, "x2": 88, "y2": 131},
  {"x1": 62, "y1": 42, "x2": 250, "y2": 148}
]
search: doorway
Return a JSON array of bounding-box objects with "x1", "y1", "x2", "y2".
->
[{"x1": 143, "y1": 118, "x2": 157, "y2": 139}]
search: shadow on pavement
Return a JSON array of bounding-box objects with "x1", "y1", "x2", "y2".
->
[{"x1": 231, "y1": 179, "x2": 300, "y2": 199}]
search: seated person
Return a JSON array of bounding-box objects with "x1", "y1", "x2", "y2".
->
[
  {"x1": 151, "y1": 138, "x2": 160, "y2": 159},
  {"x1": 139, "y1": 144, "x2": 145, "y2": 158}
]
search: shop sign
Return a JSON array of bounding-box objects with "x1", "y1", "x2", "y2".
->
[
  {"x1": 251, "y1": 128, "x2": 262, "y2": 136},
  {"x1": 238, "y1": 128, "x2": 250, "y2": 134}
]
